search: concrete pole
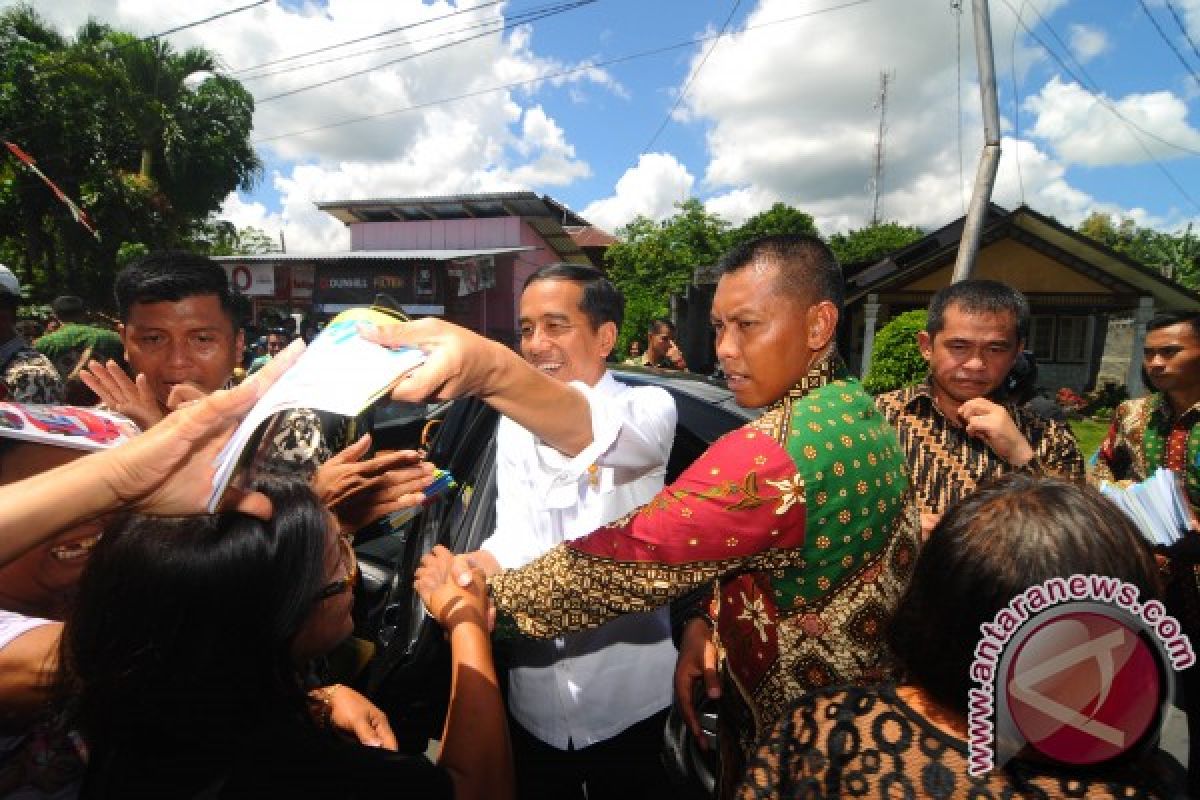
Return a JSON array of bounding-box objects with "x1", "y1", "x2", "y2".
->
[
  {"x1": 861, "y1": 293, "x2": 881, "y2": 377},
  {"x1": 952, "y1": 0, "x2": 1002, "y2": 283},
  {"x1": 1126, "y1": 297, "x2": 1155, "y2": 397}
]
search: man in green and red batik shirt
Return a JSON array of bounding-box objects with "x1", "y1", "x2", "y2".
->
[
  {"x1": 373, "y1": 235, "x2": 920, "y2": 798},
  {"x1": 1094, "y1": 309, "x2": 1200, "y2": 792}
]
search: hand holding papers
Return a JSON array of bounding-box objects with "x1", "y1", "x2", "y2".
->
[
  {"x1": 1099, "y1": 468, "x2": 1194, "y2": 548},
  {"x1": 208, "y1": 308, "x2": 427, "y2": 511}
]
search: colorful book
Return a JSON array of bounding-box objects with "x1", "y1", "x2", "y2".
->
[
  {"x1": 0, "y1": 403, "x2": 138, "y2": 450},
  {"x1": 208, "y1": 307, "x2": 426, "y2": 511}
]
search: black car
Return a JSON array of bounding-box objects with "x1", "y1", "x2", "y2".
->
[{"x1": 350, "y1": 366, "x2": 760, "y2": 791}]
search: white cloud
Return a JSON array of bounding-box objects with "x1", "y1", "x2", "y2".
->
[
  {"x1": 581, "y1": 153, "x2": 694, "y2": 233},
  {"x1": 1024, "y1": 76, "x2": 1200, "y2": 166},
  {"x1": 1068, "y1": 23, "x2": 1109, "y2": 63},
  {"x1": 21, "y1": 0, "x2": 615, "y2": 251}
]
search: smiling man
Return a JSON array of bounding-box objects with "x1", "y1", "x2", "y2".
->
[
  {"x1": 460, "y1": 263, "x2": 678, "y2": 800},
  {"x1": 374, "y1": 235, "x2": 920, "y2": 797},
  {"x1": 874, "y1": 280, "x2": 1084, "y2": 532}
]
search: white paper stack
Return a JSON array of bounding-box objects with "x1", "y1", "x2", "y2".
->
[
  {"x1": 1099, "y1": 468, "x2": 1192, "y2": 547},
  {"x1": 207, "y1": 308, "x2": 426, "y2": 511}
]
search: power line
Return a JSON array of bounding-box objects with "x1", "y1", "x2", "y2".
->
[
  {"x1": 139, "y1": 0, "x2": 270, "y2": 42},
  {"x1": 254, "y1": 1, "x2": 594, "y2": 104},
  {"x1": 642, "y1": 0, "x2": 743, "y2": 154},
  {"x1": 996, "y1": 0, "x2": 1200, "y2": 212},
  {"x1": 238, "y1": 10, "x2": 514, "y2": 81},
  {"x1": 953, "y1": 0, "x2": 964, "y2": 213},
  {"x1": 253, "y1": 0, "x2": 873, "y2": 146},
  {"x1": 229, "y1": 0, "x2": 504, "y2": 75},
  {"x1": 1138, "y1": 0, "x2": 1200, "y2": 87},
  {"x1": 1164, "y1": 0, "x2": 1200, "y2": 68}
]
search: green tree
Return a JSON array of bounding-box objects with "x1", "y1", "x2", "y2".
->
[
  {"x1": 605, "y1": 199, "x2": 728, "y2": 350},
  {"x1": 0, "y1": 4, "x2": 261, "y2": 306},
  {"x1": 828, "y1": 222, "x2": 924, "y2": 265},
  {"x1": 862, "y1": 310, "x2": 928, "y2": 395},
  {"x1": 726, "y1": 202, "x2": 818, "y2": 247},
  {"x1": 1076, "y1": 212, "x2": 1199, "y2": 289}
]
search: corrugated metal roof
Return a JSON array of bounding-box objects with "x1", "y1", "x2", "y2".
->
[
  {"x1": 316, "y1": 192, "x2": 590, "y2": 226},
  {"x1": 213, "y1": 246, "x2": 535, "y2": 263}
]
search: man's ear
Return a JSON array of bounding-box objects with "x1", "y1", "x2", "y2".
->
[
  {"x1": 597, "y1": 321, "x2": 618, "y2": 358},
  {"x1": 917, "y1": 330, "x2": 933, "y2": 363},
  {"x1": 805, "y1": 301, "x2": 839, "y2": 352},
  {"x1": 118, "y1": 322, "x2": 130, "y2": 363}
]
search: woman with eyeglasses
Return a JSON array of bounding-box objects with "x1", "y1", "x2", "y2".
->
[{"x1": 58, "y1": 478, "x2": 512, "y2": 799}]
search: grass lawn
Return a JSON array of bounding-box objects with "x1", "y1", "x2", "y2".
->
[{"x1": 1069, "y1": 418, "x2": 1109, "y2": 463}]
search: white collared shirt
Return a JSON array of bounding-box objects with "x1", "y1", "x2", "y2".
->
[{"x1": 481, "y1": 371, "x2": 678, "y2": 749}]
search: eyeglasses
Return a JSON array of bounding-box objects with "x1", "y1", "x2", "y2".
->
[{"x1": 314, "y1": 535, "x2": 358, "y2": 602}]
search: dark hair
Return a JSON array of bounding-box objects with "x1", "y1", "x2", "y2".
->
[
  {"x1": 888, "y1": 474, "x2": 1161, "y2": 716},
  {"x1": 1147, "y1": 311, "x2": 1200, "y2": 338},
  {"x1": 51, "y1": 295, "x2": 86, "y2": 323},
  {"x1": 648, "y1": 318, "x2": 675, "y2": 335},
  {"x1": 926, "y1": 279, "x2": 1030, "y2": 342},
  {"x1": 114, "y1": 250, "x2": 239, "y2": 328},
  {"x1": 60, "y1": 479, "x2": 330, "y2": 749},
  {"x1": 523, "y1": 262, "x2": 624, "y2": 330},
  {"x1": 715, "y1": 234, "x2": 844, "y2": 311}
]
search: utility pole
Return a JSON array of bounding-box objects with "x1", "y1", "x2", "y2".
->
[
  {"x1": 869, "y1": 70, "x2": 893, "y2": 226},
  {"x1": 952, "y1": 0, "x2": 1001, "y2": 282}
]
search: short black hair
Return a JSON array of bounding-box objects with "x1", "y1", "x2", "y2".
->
[
  {"x1": 648, "y1": 318, "x2": 675, "y2": 335},
  {"x1": 523, "y1": 262, "x2": 624, "y2": 330},
  {"x1": 888, "y1": 474, "x2": 1160, "y2": 717},
  {"x1": 52, "y1": 295, "x2": 86, "y2": 323},
  {"x1": 716, "y1": 234, "x2": 844, "y2": 311},
  {"x1": 114, "y1": 250, "x2": 239, "y2": 327},
  {"x1": 1147, "y1": 311, "x2": 1200, "y2": 338},
  {"x1": 926, "y1": 279, "x2": 1030, "y2": 342}
]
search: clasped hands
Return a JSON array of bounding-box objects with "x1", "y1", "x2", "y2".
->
[{"x1": 414, "y1": 545, "x2": 499, "y2": 633}]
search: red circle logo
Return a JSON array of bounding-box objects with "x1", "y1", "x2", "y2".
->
[{"x1": 1005, "y1": 611, "x2": 1162, "y2": 765}]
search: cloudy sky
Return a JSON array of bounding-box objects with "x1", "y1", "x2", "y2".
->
[{"x1": 16, "y1": 0, "x2": 1200, "y2": 251}]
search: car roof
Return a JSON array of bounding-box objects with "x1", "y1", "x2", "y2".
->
[{"x1": 609, "y1": 365, "x2": 760, "y2": 422}]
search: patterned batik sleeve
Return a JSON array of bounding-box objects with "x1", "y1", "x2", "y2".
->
[
  {"x1": 1091, "y1": 402, "x2": 1134, "y2": 485},
  {"x1": 734, "y1": 701, "x2": 814, "y2": 800},
  {"x1": 1034, "y1": 418, "x2": 1086, "y2": 482},
  {"x1": 489, "y1": 425, "x2": 809, "y2": 638}
]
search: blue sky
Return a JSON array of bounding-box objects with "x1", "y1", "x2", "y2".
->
[{"x1": 19, "y1": 0, "x2": 1200, "y2": 250}]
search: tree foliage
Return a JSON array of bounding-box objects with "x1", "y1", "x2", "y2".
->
[
  {"x1": 726, "y1": 202, "x2": 818, "y2": 248},
  {"x1": 1077, "y1": 212, "x2": 1199, "y2": 289},
  {"x1": 828, "y1": 222, "x2": 924, "y2": 265},
  {"x1": 0, "y1": 4, "x2": 261, "y2": 306},
  {"x1": 862, "y1": 310, "x2": 928, "y2": 395}
]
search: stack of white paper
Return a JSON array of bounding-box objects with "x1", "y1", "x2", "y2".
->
[
  {"x1": 1099, "y1": 468, "x2": 1192, "y2": 547},
  {"x1": 208, "y1": 308, "x2": 426, "y2": 511}
]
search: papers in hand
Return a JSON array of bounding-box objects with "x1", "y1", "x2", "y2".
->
[
  {"x1": 208, "y1": 308, "x2": 426, "y2": 511},
  {"x1": 0, "y1": 403, "x2": 138, "y2": 450},
  {"x1": 384, "y1": 468, "x2": 457, "y2": 529},
  {"x1": 1099, "y1": 468, "x2": 1192, "y2": 547}
]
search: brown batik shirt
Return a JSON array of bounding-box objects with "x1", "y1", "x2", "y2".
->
[{"x1": 873, "y1": 381, "x2": 1085, "y2": 516}]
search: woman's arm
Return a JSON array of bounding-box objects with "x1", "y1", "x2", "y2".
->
[
  {"x1": 0, "y1": 340, "x2": 304, "y2": 567},
  {"x1": 416, "y1": 561, "x2": 513, "y2": 800}
]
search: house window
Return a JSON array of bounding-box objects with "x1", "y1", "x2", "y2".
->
[
  {"x1": 1028, "y1": 315, "x2": 1055, "y2": 362},
  {"x1": 1055, "y1": 315, "x2": 1088, "y2": 363}
]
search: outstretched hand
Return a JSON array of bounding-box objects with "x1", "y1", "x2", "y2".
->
[
  {"x1": 80, "y1": 359, "x2": 165, "y2": 430},
  {"x1": 98, "y1": 339, "x2": 305, "y2": 519},
  {"x1": 314, "y1": 434, "x2": 435, "y2": 532},
  {"x1": 360, "y1": 319, "x2": 500, "y2": 405}
]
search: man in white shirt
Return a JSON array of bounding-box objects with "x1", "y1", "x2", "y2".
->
[{"x1": 462, "y1": 263, "x2": 678, "y2": 799}]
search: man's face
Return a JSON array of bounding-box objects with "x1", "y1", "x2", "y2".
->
[
  {"x1": 267, "y1": 333, "x2": 287, "y2": 357},
  {"x1": 518, "y1": 279, "x2": 613, "y2": 387},
  {"x1": 121, "y1": 294, "x2": 242, "y2": 407},
  {"x1": 918, "y1": 304, "x2": 1020, "y2": 406},
  {"x1": 647, "y1": 327, "x2": 673, "y2": 358},
  {"x1": 711, "y1": 263, "x2": 818, "y2": 408},
  {"x1": 1143, "y1": 322, "x2": 1200, "y2": 397}
]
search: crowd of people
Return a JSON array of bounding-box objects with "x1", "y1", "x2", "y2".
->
[{"x1": 0, "y1": 236, "x2": 1196, "y2": 799}]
